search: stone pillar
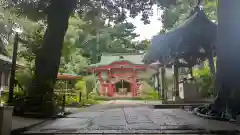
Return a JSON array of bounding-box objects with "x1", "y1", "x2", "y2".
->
[
  {"x1": 0, "y1": 106, "x2": 13, "y2": 135},
  {"x1": 0, "y1": 72, "x2": 2, "y2": 88},
  {"x1": 1, "y1": 73, "x2": 5, "y2": 87}
]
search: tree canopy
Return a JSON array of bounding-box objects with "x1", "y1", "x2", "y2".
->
[
  {"x1": 1, "y1": 1, "x2": 152, "y2": 87},
  {"x1": 5, "y1": 0, "x2": 155, "y2": 24},
  {"x1": 158, "y1": 0, "x2": 217, "y2": 32}
]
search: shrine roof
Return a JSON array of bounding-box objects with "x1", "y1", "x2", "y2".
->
[{"x1": 90, "y1": 53, "x2": 145, "y2": 67}]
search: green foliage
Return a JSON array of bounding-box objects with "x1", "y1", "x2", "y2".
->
[
  {"x1": 193, "y1": 65, "x2": 215, "y2": 98},
  {"x1": 59, "y1": 16, "x2": 90, "y2": 74},
  {"x1": 76, "y1": 21, "x2": 142, "y2": 64},
  {"x1": 1, "y1": 0, "x2": 160, "y2": 115},
  {"x1": 160, "y1": 0, "x2": 217, "y2": 32},
  {"x1": 83, "y1": 75, "x2": 96, "y2": 94},
  {"x1": 65, "y1": 96, "x2": 78, "y2": 106},
  {"x1": 134, "y1": 39, "x2": 151, "y2": 50},
  {"x1": 6, "y1": 0, "x2": 155, "y2": 24},
  {"x1": 13, "y1": 90, "x2": 25, "y2": 100},
  {"x1": 75, "y1": 80, "x2": 86, "y2": 92},
  {"x1": 64, "y1": 92, "x2": 99, "y2": 106},
  {"x1": 138, "y1": 81, "x2": 160, "y2": 100},
  {"x1": 88, "y1": 91, "x2": 99, "y2": 98},
  {"x1": 54, "y1": 80, "x2": 72, "y2": 90},
  {"x1": 141, "y1": 89, "x2": 159, "y2": 100},
  {"x1": 55, "y1": 77, "x2": 99, "y2": 107},
  {"x1": 15, "y1": 68, "x2": 33, "y2": 92},
  {"x1": 0, "y1": 88, "x2": 26, "y2": 106},
  {"x1": 18, "y1": 25, "x2": 44, "y2": 69},
  {"x1": 204, "y1": 0, "x2": 217, "y2": 22},
  {"x1": 82, "y1": 98, "x2": 99, "y2": 105},
  {"x1": 54, "y1": 90, "x2": 99, "y2": 107}
]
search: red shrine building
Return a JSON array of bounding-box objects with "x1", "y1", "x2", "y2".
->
[{"x1": 88, "y1": 53, "x2": 148, "y2": 97}]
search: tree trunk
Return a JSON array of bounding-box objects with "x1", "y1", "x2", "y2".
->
[
  {"x1": 28, "y1": 0, "x2": 76, "y2": 116},
  {"x1": 214, "y1": 0, "x2": 240, "y2": 117},
  {"x1": 196, "y1": 0, "x2": 240, "y2": 119}
]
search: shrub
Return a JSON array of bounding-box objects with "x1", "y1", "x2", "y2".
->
[
  {"x1": 83, "y1": 75, "x2": 96, "y2": 95},
  {"x1": 93, "y1": 96, "x2": 112, "y2": 101},
  {"x1": 141, "y1": 89, "x2": 159, "y2": 100},
  {"x1": 82, "y1": 98, "x2": 99, "y2": 105},
  {"x1": 75, "y1": 80, "x2": 86, "y2": 92},
  {"x1": 140, "y1": 80, "x2": 160, "y2": 100},
  {"x1": 193, "y1": 66, "x2": 215, "y2": 98},
  {"x1": 15, "y1": 68, "x2": 33, "y2": 93},
  {"x1": 65, "y1": 96, "x2": 78, "y2": 105},
  {"x1": 55, "y1": 79, "x2": 100, "y2": 107},
  {"x1": 88, "y1": 92, "x2": 99, "y2": 98}
]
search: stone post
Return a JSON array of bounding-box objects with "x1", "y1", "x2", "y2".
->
[{"x1": 0, "y1": 106, "x2": 14, "y2": 135}]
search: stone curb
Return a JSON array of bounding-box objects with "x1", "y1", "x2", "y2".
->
[{"x1": 11, "y1": 119, "x2": 52, "y2": 135}]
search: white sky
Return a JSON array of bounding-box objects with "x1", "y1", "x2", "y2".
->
[{"x1": 127, "y1": 5, "x2": 163, "y2": 41}]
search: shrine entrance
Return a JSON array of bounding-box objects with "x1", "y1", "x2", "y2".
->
[{"x1": 115, "y1": 80, "x2": 131, "y2": 96}]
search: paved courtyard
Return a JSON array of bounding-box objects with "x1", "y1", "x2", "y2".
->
[
  {"x1": 101, "y1": 100, "x2": 162, "y2": 105},
  {"x1": 24, "y1": 106, "x2": 240, "y2": 134}
]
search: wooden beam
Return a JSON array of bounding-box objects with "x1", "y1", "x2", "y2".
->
[{"x1": 173, "y1": 64, "x2": 179, "y2": 98}]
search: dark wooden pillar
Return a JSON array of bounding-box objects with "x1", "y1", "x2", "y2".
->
[
  {"x1": 189, "y1": 66, "x2": 193, "y2": 77},
  {"x1": 5, "y1": 70, "x2": 9, "y2": 86},
  {"x1": 160, "y1": 67, "x2": 166, "y2": 101},
  {"x1": 156, "y1": 68, "x2": 161, "y2": 99},
  {"x1": 1, "y1": 72, "x2": 5, "y2": 87},
  {"x1": 174, "y1": 64, "x2": 179, "y2": 98},
  {"x1": 0, "y1": 72, "x2": 2, "y2": 88}
]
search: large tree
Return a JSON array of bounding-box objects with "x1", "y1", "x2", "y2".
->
[
  {"x1": 196, "y1": 0, "x2": 240, "y2": 120},
  {"x1": 4, "y1": 0, "x2": 155, "y2": 114}
]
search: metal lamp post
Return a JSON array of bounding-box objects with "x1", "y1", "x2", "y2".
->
[
  {"x1": 149, "y1": 60, "x2": 162, "y2": 100},
  {"x1": 8, "y1": 27, "x2": 23, "y2": 104}
]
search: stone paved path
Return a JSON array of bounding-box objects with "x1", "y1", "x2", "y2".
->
[
  {"x1": 101, "y1": 100, "x2": 162, "y2": 105},
  {"x1": 24, "y1": 107, "x2": 240, "y2": 134},
  {"x1": 12, "y1": 116, "x2": 46, "y2": 130}
]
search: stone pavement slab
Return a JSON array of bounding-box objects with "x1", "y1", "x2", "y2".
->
[
  {"x1": 24, "y1": 107, "x2": 240, "y2": 134},
  {"x1": 103, "y1": 100, "x2": 162, "y2": 105},
  {"x1": 90, "y1": 108, "x2": 126, "y2": 130},
  {"x1": 12, "y1": 116, "x2": 46, "y2": 130}
]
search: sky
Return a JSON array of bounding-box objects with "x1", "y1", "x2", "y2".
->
[{"x1": 127, "y1": 5, "x2": 163, "y2": 41}]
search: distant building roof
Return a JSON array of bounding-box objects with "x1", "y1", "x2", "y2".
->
[{"x1": 90, "y1": 53, "x2": 145, "y2": 67}]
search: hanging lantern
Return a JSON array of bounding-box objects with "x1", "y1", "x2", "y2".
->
[{"x1": 101, "y1": 71, "x2": 109, "y2": 81}]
